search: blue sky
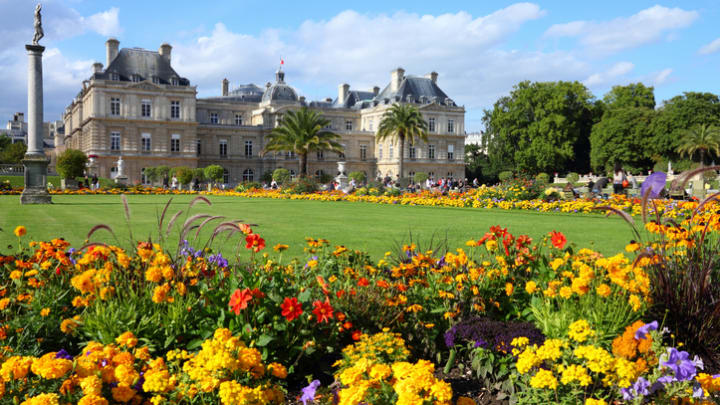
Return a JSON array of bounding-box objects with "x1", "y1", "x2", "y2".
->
[{"x1": 1, "y1": 0, "x2": 719, "y2": 131}]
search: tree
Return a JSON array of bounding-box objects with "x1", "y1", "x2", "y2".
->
[
  {"x1": 0, "y1": 142, "x2": 27, "y2": 164},
  {"x1": 590, "y1": 108, "x2": 656, "y2": 173},
  {"x1": 464, "y1": 143, "x2": 489, "y2": 182},
  {"x1": 171, "y1": 166, "x2": 193, "y2": 186},
  {"x1": 348, "y1": 171, "x2": 366, "y2": 184},
  {"x1": 675, "y1": 124, "x2": 720, "y2": 168},
  {"x1": 272, "y1": 168, "x2": 291, "y2": 184},
  {"x1": 652, "y1": 92, "x2": 720, "y2": 159},
  {"x1": 56, "y1": 149, "x2": 87, "y2": 179},
  {"x1": 602, "y1": 83, "x2": 655, "y2": 110},
  {"x1": 0, "y1": 134, "x2": 11, "y2": 152},
  {"x1": 263, "y1": 107, "x2": 343, "y2": 177},
  {"x1": 483, "y1": 81, "x2": 599, "y2": 175},
  {"x1": 204, "y1": 165, "x2": 224, "y2": 184},
  {"x1": 376, "y1": 103, "x2": 428, "y2": 179}
]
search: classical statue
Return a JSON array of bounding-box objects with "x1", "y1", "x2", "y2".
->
[
  {"x1": 116, "y1": 156, "x2": 124, "y2": 177},
  {"x1": 32, "y1": 4, "x2": 44, "y2": 45}
]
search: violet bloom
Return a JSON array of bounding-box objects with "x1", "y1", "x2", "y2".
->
[
  {"x1": 634, "y1": 321, "x2": 658, "y2": 341},
  {"x1": 621, "y1": 387, "x2": 635, "y2": 401},
  {"x1": 633, "y1": 377, "x2": 651, "y2": 396},
  {"x1": 301, "y1": 380, "x2": 321, "y2": 405},
  {"x1": 54, "y1": 349, "x2": 72, "y2": 360},
  {"x1": 662, "y1": 348, "x2": 697, "y2": 381},
  {"x1": 693, "y1": 384, "x2": 705, "y2": 398},
  {"x1": 474, "y1": 338, "x2": 487, "y2": 348}
]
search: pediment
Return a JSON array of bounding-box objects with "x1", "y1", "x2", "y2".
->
[{"x1": 128, "y1": 82, "x2": 162, "y2": 91}]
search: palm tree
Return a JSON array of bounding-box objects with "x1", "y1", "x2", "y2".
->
[
  {"x1": 263, "y1": 107, "x2": 343, "y2": 177},
  {"x1": 376, "y1": 103, "x2": 429, "y2": 179},
  {"x1": 676, "y1": 124, "x2": 720, "y2": 168}
]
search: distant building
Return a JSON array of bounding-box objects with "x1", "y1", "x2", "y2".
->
[
  {"x1": 61, "y1": 38, "x2": 466, "y2": 185},
  {"x1": 1, "y1": 112, "x2": 59, "y2": 149}
]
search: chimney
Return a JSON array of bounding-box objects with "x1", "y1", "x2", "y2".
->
[
  {"x1": 338, "y1": 83, "x2": 350, "y2": 104},
  {"x1": 222, "y1": 78, "x2": 229, "y2": 96},
  {"x1": 373, "y1": 86, "x2": 380, "y2": 96},
  {"x1": 427, "y1": 71, "x2": 438, "y2": 84},
  {"x1": 390, "y1": 67, "x2": 405, "y2": 92},
  {"x1": 159, "y1": 43, "x2": 172, "y2": 63},
  {"x1": 92, "y1": 62, "x2": 103, "y2": 74},
  {"x1": 105, "y1": 38, "x2": 119, "y2": 67}
]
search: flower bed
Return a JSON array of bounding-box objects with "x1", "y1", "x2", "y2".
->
[{"x1": 2, "y1": 195, "x2": 720, "y2": 404}]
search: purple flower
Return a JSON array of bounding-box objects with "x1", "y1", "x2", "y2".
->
[
  {"x1": 621, "y1": 387, "x2": 635, "y2": 400},
  {"x1": 301, "y1": 380, "x2": 321, "y2": 405},
  {"x1": 54, "y1": 349, "x2": 72, "y2": 360},
  {"x1": 693, "y1": 384, "x2": 705, "y2": 398},
  {"x1": 662, "y1": 348, "x2": 697, "y2": 381},
  {"x1": 634, "y1": 321, "x2": 658, "y2": 341},
  {"x1": 633, "y1": 377, "x2": 651, "y2": 396},
  {"x1": 474, "y1": 338, "x2": 487, "y2": 348},
  {"x1": 100, "y1": 359, "x2": 108, "y2": 367}
]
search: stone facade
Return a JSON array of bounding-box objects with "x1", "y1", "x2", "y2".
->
[{"x1": 61, "y1": 39, "x2": 466, "y2": 185}]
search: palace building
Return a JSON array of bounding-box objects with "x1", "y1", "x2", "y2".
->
[{"x1": 60, "y1": 39, "x2": 465, "y2": 185}]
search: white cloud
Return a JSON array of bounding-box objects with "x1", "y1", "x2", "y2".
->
[
  {"x1": 545, "y1": 5, "x2": 698, "y2": 54},
  {"x1": 651, "y1": 68, "x2": 673, "y2": 85},
  {"x1": 583, "y1": 61, "x2": 634, "y2": 87},
  {"x1": 699, "y1": 38, "x2": 720, "y2": 55},
  {"x1": 81, "y1": 7, "x2": 122, "y2": 37}
]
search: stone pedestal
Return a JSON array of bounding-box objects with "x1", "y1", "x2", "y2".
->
[
  {"x1": 21, "y1": 44, "x2": 51, "y2": 204},
  {"x1": 114, "y1": 175, "x2": 128, "y2": 186},
  {"x1": 21, "y1": 156, "x2": 52, "y2": 204},
  {"x1": 335, "y1": 161, "x2": 348, "y2": 189}
]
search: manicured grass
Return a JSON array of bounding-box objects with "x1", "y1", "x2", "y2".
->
[
  {"x1": 0, "y1": 194, "x2": 639, "y2": 259},
  {"x1": 0, "y1": 175, "x2": 61, "y2": 188}
]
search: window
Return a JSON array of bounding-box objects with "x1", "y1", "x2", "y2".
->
[
  {"x1": 428, "y1": 117, "x2": 435, "y2": 132},
  {"x1": 409, "y1": 146, "x2": 416, "y2": 159},
  {"x1": 244, "y1": 140, "x2": 252, "y2": 157},
  {"x1": 110, "y1": 98, "x2": 120, "y2": 116},
  {"x1": 447, "y1": 119, "x2": 455, "y2": 133},
  {"x1": 368, "y1": 118, "x2": 374, "y2": 131},
  {"x1": 170, "y1": 101, "x2": 180, "y2": 119},
  {"x1": 290, "y1": 169, "x2": 297, "y2": 179},
  {"x1": 110, "y1": 72, "x2": 119, "y2": 81},
  {"x1": 219, "y1": 139, "x2": 227, "y2": 157},
  {"x1": 360, "y1": 145, "x2": 367, "y2": 161},
  {"x1": 315, "y1": 170, "x2": 325, "y2": 177},
  {"x1": 447, "y1": 172, "x2": 454, "y2": 178},
  {"x1": 131, "y1": 74, "x2": 141, "y2": 83},
  {"x1": 286, "y1": 151, "x2": 296, "y2": 160},
  {"x1": 171, "y1": 134, "x2": 180, "y2": 153},
  {"x1": 409, "y1": 171, "x2": 415, "y2": 179},
  {"x1": 141, "y1": 133, "x2": 151, "y2": 152},
  {"x1": 196, "y1": 139, "x2": 201, "y2": 156},
  {"x1": 378, "y1": 144, "x2": 383, "y2": 160},
  {"x1": 152, "y1": 76, "x2": 160, "y2": 84},
  {"x1": 235, "y1": 114, "x2": 243, "y2": 126},
  {"x1": 210, "y1": 113, "x2": 219, "y2": 124},
  {"x1": 141, "y1": 100, "x2": 152, "y2": 117},
  {"x1": 429, "y1": 171, "x2": 435, "y2": 179},
  {"x1": 243, "y1": 169, "x2": 254, "y2": 182},
  {"x1": 389, "y1": 144, "x2": 394, "y2": 159},
  {"x1": 171, "y1": 77, "x2": 179, "y2": 86},
  {"x1": 345, "y1": 120, "x2": 353, "y2": 131},
  {"x1": 428, "y1": 145, "x2": 435, "y2": 160},
  {"x1": 317, "y1": 150, "x2": 324, "y2": 160},
  {"x1": 223, "y1": 168, "x2": 229, "y2": 184},
  {"x1": 141, "y1": 168, "x2": 149, "y2": 184},
  {"x1": 447, "y1": 144, "x2": 454, "y2": 160},
  {"x1": 110, "y1": 132, "x2": 120, "y2": 151}
]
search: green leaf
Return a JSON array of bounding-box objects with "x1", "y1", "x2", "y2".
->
[{"x1": 256, "y1": 334, "x2": 273, "y2": 347}]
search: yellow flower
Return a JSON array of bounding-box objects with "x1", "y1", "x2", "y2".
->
[
  {"x1": 585, "y1": 399, "x2": 607, "y2": 405},
  {"x1": 530, "y1": 369, "x2": 558, "y2": 390},
  {"x1": 40, "y1": 308, "x2": 50, "y2": 317},
  {"x1": 559, "y1": 286, "x2": 573, "y2": 299},
  {"x1": 9, "y1": 271, "x2": 22, "y2": 280},
  {"x1": 596, "y1": 283, "x2": 612, "y2": 297},
  {"x1": 505, "y1": 282, "x2": 514, "y2": 296},
  {"x1": 116, "y1": 331, "x2": 138, "y2": 348},
  {"x1": 14, "y1": 226, "x2": 26, "y2": 237},
  {"x1": 568, "y1": 320, "x2": 595, "y2": 343},
  {"x1": 525, "y1": 281, "x2": 537, "y2": 294}
]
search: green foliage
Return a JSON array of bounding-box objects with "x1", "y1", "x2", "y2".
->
[
  {"x1": 156, "y1": 165, "x2": 171, "y2": 177},
  {"x1": 143, "y1": 167, "x2": 159, "y2": 183},
  {"x1": 566, "y1": 172, "x2": 579, "y2": 184},
  {"x1": 192, "y1": 167, "x2": 205, "y2": 181},
  {"x1": 264, "y1": 107, "x2": 343, "y2": 176},
  {"x1": 413, "y1": 172, "x2": 429, "y2": 184},
  {"x1": 0, "y1": 141, "x2": 27, "y2": 164},
  {"x1": 590, "y1": 106, "x2": 655, "y2": 172},
  {"x1": 465, "y1": 144, "x2": 493, "y2": 183},
  {"x1": 535, "y1": 172, "x2": 550, "y2": 185},
  {"x1": 204, "y1": 164, "x2": 224, "y2": 183},
  {"x1": 260, "y1": 171, "x2": 273, "y2": 184},
  {"x1": 317, "y1": 173, "x2": 333, "y2": 184},
  {"x1": 651, "y1": 92, "x2": 720, "y2": 159},
  {"x1": 602, "y1": 82, "x2": 655, "y2": 109},
  {"x1": 287, "y1": 177, "x2": 318, "y2": 194},
  {"x1": 56, "y1": 149, "x2": 88, "y2": 179},
  {"x1": 0, "y1": 134, "x2": 10, "y2": 151},
  {"x1": 376, "y1": 103, "x2": 429, "y2": 178},
  {"x1": 498, "y1": 171, "x2": 514, "y2": 182},
  {"x1": 484, "y1": 81, "x2": 599, "y2": 175},
  {"x1": 348, "y1": 171, "x2": 366, "y2": 184},
  {"x1": 675, "y1": 124, "x2": 720, "y2": 166},
  {"x1": 172, "y1": 166, "x2": 194, "y2": 185},
  {"x1": 272, "y1": 168, "x2": 291, "y2": 184}
]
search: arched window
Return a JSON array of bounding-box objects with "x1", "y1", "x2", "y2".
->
[
  {"x1": 290, "y1": 169, "x2": 296, "y2": 179},
  {"x1": 141, "y1": 168, "x2": 149, "y2": 185},
  {"x1": 315, "y1": 169, "x2": 325, "y2": 177},
  {"x1": 243, "y1": 169, "x2": 254, "y2": 182},
  {"x1": 223, "y1": 168, "x2": 229, "y2": 184}
]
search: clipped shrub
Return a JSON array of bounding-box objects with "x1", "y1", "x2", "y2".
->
[
  {"x1": 317, "y1": 172, "x2": 334, "y2": 184},
  {"x1": 348, "y1": 171, "x2": 366, "y2": 184},
  {"x1": 414, "y1": 172, "x2": 429, "y2": 184},
  {"x1": 56, "y1": 149, "x2": 88, "y2": 179},
  {"x1": 260, "y1": 171, "x2": 273, "y2": 184},
  {"x1": 172, "y1": 166, "x2": 194, "y2": 185},
  {"x1": 566, "y1": 172, "x2": 579, "y2": 184},
  {"x1": 144, "y1": 167, "x2": 160, "y2": 183},
  {"x1": 192, "y1": 167, "x2": 205, "y2": 181},
  {"x1": 204, "y1": 164, "x2": 224, "y2": 183},
  {"x1": 498, "y1": 170, "x2": 513, "y2": 182},
  {"x1": 156, "y1": 165, "x2": 171, "y2": 178},
  {"x1": 273, "y1": 168, "x2": 291, "y2": 184},
  {"x1": 288, "y1": 176, "x2": 317, "y2": 194},
  {"x1": 535, "y1": 172, "x2": 550, "y2": 185}
]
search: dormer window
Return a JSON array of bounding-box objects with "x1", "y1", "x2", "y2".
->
[
  {"x1": 152, "y1": 76, "x2": 160, "y2": 84},
  {"x1": 110, "y1": 72, "x2": 119, "y2": 81},
  {"x1": 131, "y1": 74, "x2": 141, "y2": 83},
  {"x1": 170, "y1": 77, "x2": 179, "y2": 86}
]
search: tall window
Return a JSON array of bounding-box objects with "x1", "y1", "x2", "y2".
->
[
  {"x1": 244, "y1": 140, "x2": 252, "y2": 157},
  {"x1": 131, "y1": 74, "x2": 141, "y2": 83},
  {"x1": 170, "y1": 101, "x2": 180, "y2": 119},
  {"x1": 428, "y1": 117, "x2": 435, "y2": 132},
  {"x1": 447, "y1": 144, "x2": 454, "y2": 160},
  {"x1": 429, "y1": 171, "x2": 435, "y2": 179},
  {"x1": 378, "y1": 144, "x2": 383, "y2": 160},
  {"x1": 243, "y1": 169, "x2": 254, "y2": 182},
  {"x1": 389, "y1": 144, "x2": 394, "y2": 159},
  {"x1": 290, "y1": 169, "x2": 297, "y2": 179},
  {"x1": 170, "y1": 134, "x2": 180, "y2": 153},
  {"x1": 110, "y1": 132, "x2": 120, "y2": 151},
  {"x1": 210, "y1": 113, "x2": 219, "y2": 124},
  {"x1": 141, "y1": 168, "x2": 149, "y2": 184},
  {"x1": 409, "y1": 146, "x2": 416, "y2": 159},
  {"x1": 360, "y1": 145, "x2": 367, "y2": 161},
  {"x1": 141, "y1": 100, "x2": 152, "y2": 118},
  {"x1": 286, "y1": 151, "x2": 296, "y2": 160},
  {"x1": 409, "y1": 171, "x2": 415, "y2": 179},
  {"x1": 110, "y1": 98, "x2": 120, "y2": 116},
  {"x1": 428, "y1": 145, "x2": 435, "y2": 160},
  {"x1": 447, "y1": 119, "x2": 455, "y2": 133},
  {"x1": 368, "y1": 118, "x2": 374, "y2": 131},
  {"x1": 345, "y1": 120, "x2": 353, "y2": 131},
  {"x1": 219, "y1": 139, "x2": 227, "y2": 157},
  {"x1": 317, "y1": 150, "x2": 324, "y2": 160},
  {"x1": 338, "y1": 144, "x2": 345, "y2": 160},
  {"x1": 447, "y1": 172, "x2": 454, "y2": 178},
  {"x1": 141, "y1": 133, "x2": 151, "y2": 152},
  {"x1": 110, "y1": 72, "x2": 119, "y2": 81},
  {"x1": 196, "y1": 139, "x2": 202, "y2": 156},
  {"x1": 223, "y1": 168, "x2": 229, "y2": 184},
  {"x1": 235, "y1": 114, "x2": 243, "y2": 126}
]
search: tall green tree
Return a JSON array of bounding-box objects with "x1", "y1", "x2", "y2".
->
[
  {"x1": 483, "y1": 81, "x2": 599, "y2": 175},
  {"x1": 263, "y1": 107, "x2": 343, "y2": 177},
  {"x1": 652, "y1": 92, "x2": 720, "y2": 159},
  {"x1": 376, "y1": 103, "x2": 428, "y2": 179},
  {"x1": 675, "y1": 124, "x2": 720, "y2": 168},
  {"x1": 1, "y1": 142, "x2": 27, "y2": 164},
  {"x1": 602, "y1": 83, "x2": 655, "y2": 109}
]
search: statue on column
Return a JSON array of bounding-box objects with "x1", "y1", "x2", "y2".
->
[{"x1": 32, "y1": 4, "x2": 44, "y2": 45}]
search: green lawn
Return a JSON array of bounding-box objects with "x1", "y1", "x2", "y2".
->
[{"x1": 0, "y1": 194, "x2": 639, "y2": 259}]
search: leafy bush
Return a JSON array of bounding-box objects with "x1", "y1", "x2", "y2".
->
[
  {"x1": 498, "y1": 170, "x2": 513, "y2": 182},
  {"x1": 273, "y1": 168, "x2": 291, "y2": 184},
  {"x1": 566, "y1": 172, "x2": 579, "y2": 184},
  {"x1": 56, "y1": 149, "x2": 88, "y2": 179},
  {"x1": 535, "y1": 172, "x2": 550, "y2": 185},
  {"x1": 156, "y1": 165, "x2": 171, "y2": 178},
  {"x1": 317, "y1": 172, "x2": 333, "y2": 184},
  {"x1": 260, "y1": 170, "x2": 273, "y2": 184},
  {"x1": 204, "y1": 164, "x2": 224, "y2": 183},
  {"x1": 287, "y1": 176, "x2": 317, "y2": 194},
  {"x1": 348, "y1": 171, "x2": 366, "y2": 184},
  {"x1": 235, "y1": 181, "x2": 263, "y2": 192},
  {"x1": 192, "y1": 167, "x2": 205, "y2": 181},
  {"x1": 414, "y1": 171, "x2": 429, "y2": 184},
  {"x1": 171, "y1": 166, "x2": 193, "y2": 185}
]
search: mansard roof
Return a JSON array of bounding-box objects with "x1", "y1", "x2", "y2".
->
[
  {"x1": 93, "y1": 48, "x2": 190, "y2": 86},
  {"x1": 376, "y1": 76, "x2": 453, "y2": 106},
  {"x1": 332, "y1": 90, "x2": 376, "y2": 109}
]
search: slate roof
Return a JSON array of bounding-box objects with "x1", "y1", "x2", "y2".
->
[
  {"x1": 93, "y1": 48, "x2": 190, "y2": 86},
  {"x1": 375, "y1": 76, "x2": 454, "y2": 106},
  {"x1": 201, "y1": 84, "x2": 265, "y2": 103},
  {"x1": 332, "y1": 90, "x2": 376, "y2": 109},
  {"x1": 261, "y1": 70, "x2": 299, "y2": 103}
]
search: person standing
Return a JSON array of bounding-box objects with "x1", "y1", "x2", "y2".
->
[
  {"x1": 91, "y1": 174, "x2": 98, "y2": 190},
  {"x1": 612, "y1": 163, "x2": 626, "y2": 195},
  {"x1": 162, "y1": 174, "x2": 169, "y2": 189}
]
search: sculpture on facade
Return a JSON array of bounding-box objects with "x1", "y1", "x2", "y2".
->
[{"x1": 32, "y1": 4, "x2": 43, "y2": 45}]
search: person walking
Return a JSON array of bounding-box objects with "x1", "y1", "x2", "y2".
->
[
  {"x1": 162, "y1": 174, "x2": 169, "y2": 189},
  {"x1": 91, "y1": 174, "x2": 98, "y2": 190},
  {"x1": 612, "y1": 163, "x2": 626, "y2": 195}
]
